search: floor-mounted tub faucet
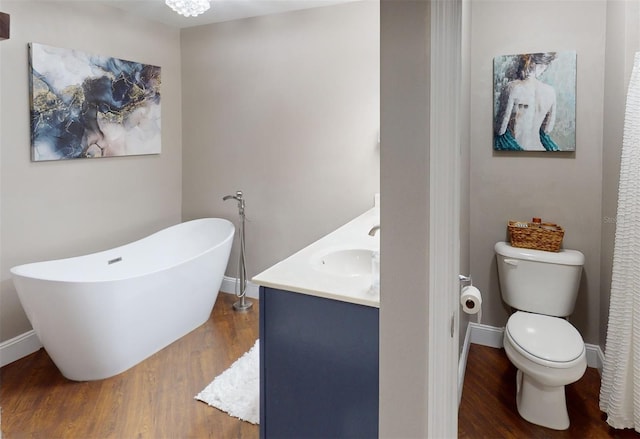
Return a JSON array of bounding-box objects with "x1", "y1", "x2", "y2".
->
[
  {"x1": 368, "y1": 225, "x2": 380, "y2": 236},
  {"x1": 223, "y1": 190, "x2": 251, "y2": 312}
]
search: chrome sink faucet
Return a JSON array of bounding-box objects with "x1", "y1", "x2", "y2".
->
[{"x1": 368, "y1": 225, "x2": 380, "y2": 236}]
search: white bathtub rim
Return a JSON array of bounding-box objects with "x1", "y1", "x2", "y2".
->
[{"x1": 10, "y1": 217, "x2": 235, "y2": 283}]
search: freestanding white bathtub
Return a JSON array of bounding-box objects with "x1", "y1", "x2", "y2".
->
[{"x1": 11, "y1": 218, "x2": 234, "y2": 381}]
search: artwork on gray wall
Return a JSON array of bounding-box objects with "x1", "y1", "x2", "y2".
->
[
  {"x1": 493, "y1": 50, "x2": 576, "y2": 152},
  {"x1": 28, "y1": 43, "x2": 161, "y2": 161}
]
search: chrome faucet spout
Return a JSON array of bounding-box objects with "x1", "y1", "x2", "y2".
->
[
  {"x1": 368, "y1": 225, "x2": 380, "y2": 236},
  {"x1": 223, "y1": 191, "x2": 245, "y2": 215}
]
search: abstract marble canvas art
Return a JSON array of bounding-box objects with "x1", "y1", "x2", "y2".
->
[{"x1": 29, "y1": 43, "x2": 161, "y2": 161}]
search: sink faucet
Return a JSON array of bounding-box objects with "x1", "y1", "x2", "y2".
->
[{"x1": 368, "y1": 225, "x2": 380, "y2": 236}]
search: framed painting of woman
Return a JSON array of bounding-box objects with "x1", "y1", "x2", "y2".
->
[{"x1": 493, "y1": 51, "x2": 576, "y2": 152}]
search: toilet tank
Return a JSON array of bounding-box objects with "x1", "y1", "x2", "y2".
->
[{"x1": 494, "y1": 242, "x2": 585, "y2": 317}]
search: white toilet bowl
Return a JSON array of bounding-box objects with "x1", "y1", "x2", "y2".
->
[{"x1": 503, "y1": 311, "x2": 587, "y2": 430}]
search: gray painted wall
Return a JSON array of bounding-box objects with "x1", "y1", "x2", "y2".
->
[
  {"x1": 0, "y1": 1, "x2": 183, "y2": 343},
  {"x1": 469, "y1": 0, "x2": 607, "y2": 345},
  {"x1": 180, "y1": 1, "x2": 380, "y2": 279}
]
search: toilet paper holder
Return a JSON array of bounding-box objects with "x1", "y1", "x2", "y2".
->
[
  {"x1": 458, "y1": 274, "x2": 473, "y2": 290},
  {"x1": 459, "y1": 274, "x2": 475, "y2": 310},
  {"x1": 459, "y1": 274, "x2": 482, "y2": 320}
]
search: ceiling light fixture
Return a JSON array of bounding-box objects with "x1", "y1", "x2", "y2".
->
[{"x1": 165, "y1": 0, "x2": 211, "y2": 17}]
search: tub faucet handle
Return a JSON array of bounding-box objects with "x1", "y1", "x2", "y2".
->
[{"x1": 368, "y1": 225, "x2": 380, "y2": 236}]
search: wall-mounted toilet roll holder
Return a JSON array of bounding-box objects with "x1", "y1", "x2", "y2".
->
[
  {"x1": 458, "y1": 274, "x2": 473, "y2": 288},
  {"x1": 458, "y1": 274, "x2": 478, "y2": 313}
]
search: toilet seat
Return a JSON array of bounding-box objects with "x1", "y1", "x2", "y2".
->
[{"x1": 506, "y1": 311, "x2": 585, "y2": 368}]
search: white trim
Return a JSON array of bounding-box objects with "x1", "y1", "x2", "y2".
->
[
  {"x1": 470, "y1": 322, "x2": 504, "y2": 348},
  {"x1": 458, "y1": 322, "x2": 472, "y2": 406},
  {"x1": 586, "y1": 343, "x2": 605, "y2": 373},
  {"x1": 0, "y1": 330, "x2": 42, "y2": 368},
  {"x1": 428, "y1": 0, "x2": 462, "y2": 436},
  {"x1": 220, "y1": 275, "x2": 259, "y2": 299}
]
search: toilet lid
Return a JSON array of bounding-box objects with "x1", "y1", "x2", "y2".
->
[{"x1": 506, "y1": 311, "x2": 584, "y2": 363}]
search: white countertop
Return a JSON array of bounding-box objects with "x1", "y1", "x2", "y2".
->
[{"x1": 252, "y1": 207, "x2": 380, "y2": 308}]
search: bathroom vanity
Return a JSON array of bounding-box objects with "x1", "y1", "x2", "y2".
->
[{"x1": 253, "y1": 207, "x2": 379, "y2": 439}]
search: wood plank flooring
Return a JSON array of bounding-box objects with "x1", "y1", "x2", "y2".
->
[
  {"x1": 1, "y1": 292, "x2": 259, "y2": 439},
  {"x1": 459, "y1": 343, "x2": 640, "y2": 439},
  {"x1": 6, "y1": 298, "x2": 640, "y2": 439}
]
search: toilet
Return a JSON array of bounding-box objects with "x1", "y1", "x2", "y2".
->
[{"x1": 495, "y1": 241, "x2": 587, "y2": 430}]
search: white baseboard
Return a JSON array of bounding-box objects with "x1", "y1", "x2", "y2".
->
[
  {"x1": 0, "y1": 330, "x2": 42, "y2": 368},
  {"x1": 586, "y1": 343, "x2": 605, "y2": 374},
  {"x1": 3, "y1": 307, "x2": 603, "y2": 388},
  {"x1": 220, "y1": 276, "x2": 259, "y2": 300},
  {"x1": 458, "y1": 322, "x2": 604, "y2": 397},
  {"x1": 469, "y1": 322, "x2": 505, "y2": 348},
  {"x1": 458, "y1": 323, "x2": 472, "y2": 406}
]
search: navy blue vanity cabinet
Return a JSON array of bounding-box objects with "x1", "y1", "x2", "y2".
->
[{"x1": 259, "y1": 287, "x2": 379, "y2": 439}]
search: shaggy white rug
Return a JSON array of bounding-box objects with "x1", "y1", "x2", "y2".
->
[{"x1": 195, "y1": 339, "x2": 260, "y2": 425}]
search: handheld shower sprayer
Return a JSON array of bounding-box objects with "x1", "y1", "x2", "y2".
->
[{"x1": 223, "y1": 190, "x2": 252, "y2": 312}]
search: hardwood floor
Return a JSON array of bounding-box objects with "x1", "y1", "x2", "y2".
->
[
  {"x1": 459, "y1": 343, "x2": 640, "y2": 439},
  {"x1": 0, "y1": 292, "x2": 259, "y2": 439},
  {"x1": 7, "y1": 298, "x2": 640, "y2": 439}
]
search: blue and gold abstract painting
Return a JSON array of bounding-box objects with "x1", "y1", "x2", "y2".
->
[{"x1": 29, "y1": 43, "x2": 161, "y2": 161}]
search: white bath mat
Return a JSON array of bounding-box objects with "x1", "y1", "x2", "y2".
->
[{"x1": 195, "y1": 339, "x2": 259, "y2": 424}]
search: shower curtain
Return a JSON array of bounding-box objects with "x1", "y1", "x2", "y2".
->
[{"x1": 600, "y1": 51, "x2": 640, "y2": 431}]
